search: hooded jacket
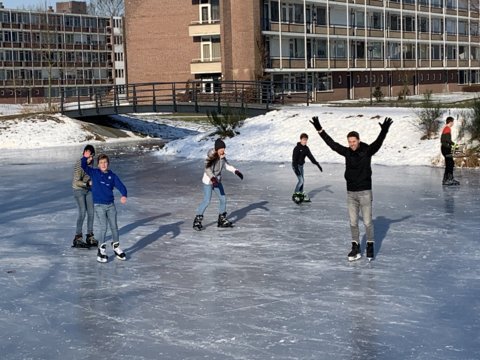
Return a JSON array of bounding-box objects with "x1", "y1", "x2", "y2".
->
[{"x1": 319, "y1": 128, "x2": 388, "y2": 192}]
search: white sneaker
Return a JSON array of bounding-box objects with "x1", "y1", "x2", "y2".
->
[
  {"x1": 112, "y1": 242, "x2": 126, "y2": 261},
  {"x1": 97, "y1": 243, "x2": 108, "y2": 263}
]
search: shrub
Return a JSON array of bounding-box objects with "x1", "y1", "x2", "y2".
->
[
  {"x1": 372, "y1": 86, "x2": 384, "y2": 103},
  {"x1": 461, "y1": 97, "x2": 480, "y2": 143},
  {"x1": 207, "y1": 107, "x2": 246, "y2": 138},
  {"x1": 415, "y1": 91, "x2": 445, "y2": 139}
]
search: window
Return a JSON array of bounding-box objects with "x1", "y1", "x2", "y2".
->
[
  {"x1": 315, "y1": 7, "x2": 326, "y2": 26},
  {"x1": 330, "y1": 40, "x2": 346, "y2": 58},
  {"x1": 431, "y1": 18, "x2": 442, "y2": 34},
  {"x1": 419, "y1": 17, "x2": 429, "y2": 33},
  {"x1": 404, "y1": 16, "x2": 415, "y2": 32},
  {"x1": 271, "y1": 1, "x2": 279, "y2": 22},
  {"x1": 371, "y1": 12, "x2": 382, "y2": 30},
  {"x1": 431, "y1": 44, "x2": 442, "y2": 60},
  {"x1": 418, "y1": 44, "x2": 429, "y2": 59},
  {"x1": 390, "y1": 15, "x2": 400, "y2": 31},
  {"x1": 388, "y1": 42, "x2": 401, "y2": 59},
  {"x1": 446, "y1": 45, "x2": 456, "y2": 59},
  {"x1": 315, "y1": 39, "x2": 327, "y2": 58},
  {"x1": 446, "y1": 19, "x2": 456, "y2": 35},
  {"x1": 289, "y1": 38, "x2": 305, "y2": 58}
]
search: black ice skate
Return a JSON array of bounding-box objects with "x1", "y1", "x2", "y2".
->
[
  {"x1": 97, "y1": 243, "x2": 108, "y2": 263},
  {"x1": 347, "y1": 242, "x2": 361, "y2": 261},
  {"x1": 217, "y1": 212, "x2": 233, "y2": 228},
  {"x1": 72, "y1": 233, "x2": 90, "y2": 249},
  {"x1": 112, "y1": 242, "x2": 126, "y2": 261},
  {"x1": 366, "y1": 242, "x2": 374, "y2": 261},
  {"x1": 193, "y1": 215, "x2": 204, "y2": 231},
  {"x1": 85, "y1": 233, "x2": 98, "y2": 247},
  {"x1": 292, "y1": 192, "x2": 304, "y2": 204}
]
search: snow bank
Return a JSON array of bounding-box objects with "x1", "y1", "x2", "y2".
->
[{"x1": 161, "y1": 105, "x2": 464, "y2": 166}]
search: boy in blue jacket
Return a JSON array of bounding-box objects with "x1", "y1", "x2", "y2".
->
[{"x1": 81, "y1": 149, "x2": 127, "y2": 263}]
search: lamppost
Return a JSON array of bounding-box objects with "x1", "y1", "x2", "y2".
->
[{"x1": 367, "y1": 45, "x2": 373, "y2": 105}]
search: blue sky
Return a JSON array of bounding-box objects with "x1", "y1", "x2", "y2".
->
[{"x1": 2, "y1": 1, "x2": 60, "y2": 9}]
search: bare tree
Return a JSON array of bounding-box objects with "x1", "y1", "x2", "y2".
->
[{"x1": 88, "y1": 0, "x2": 124, "y2": 17}]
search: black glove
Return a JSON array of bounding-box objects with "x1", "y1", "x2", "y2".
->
[
  {"x1": 309, "y1": 116, "x2": 322, "y2": 131},
  {"x1": 235, "y1": 170, "x2": 243, "y2": 180},
  {"x1": 293, "y1": 165, "x2": 301, "y2": 176},
  {"x1": 316, "y1": 163, "x2": 323, "y2": 172},
  {"x1": 211, "y1": 177, "x2": 219, "y2": 188},
  {"x1": 379, "y1": 117, "x2": 393, "y2": 132}
]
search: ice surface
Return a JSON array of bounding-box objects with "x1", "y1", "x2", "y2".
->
[{"x1": 0, "y1": 146, "x2": 479, "y2": 360}]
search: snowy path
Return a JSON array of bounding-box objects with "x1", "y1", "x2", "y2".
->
[{"x1": 0, "y1": 147, "x2": 479, "y2": 360}]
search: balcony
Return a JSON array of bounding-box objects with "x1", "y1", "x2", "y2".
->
[
  {"x1": 190, "y1": 58, "x2": 221, "y2": 74},
  {"x1": 189, "y1": 21, "x2": 221, "y2": 37}
]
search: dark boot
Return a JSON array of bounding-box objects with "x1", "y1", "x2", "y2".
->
[
  {"x1": 193, "y1": 215, "x2": 203, "y2": 231},
  {"x1": 366, "y1": 242, "x2": 374, "y2": 260},
  {"x1": 347, "y1": 242, "x2": 361, "y2": 261},
  {"x1": 217, "y1": 212, "x2": 233, "y2": 228},
  {"x1": 72, "y1": 233, "x2": 90, "y2": 249},
  {"x1": 85, "y1": 233, "x2": 98, "y2": 247}
]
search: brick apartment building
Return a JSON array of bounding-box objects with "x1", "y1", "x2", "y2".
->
[
  {"x1": 125, "y1": 0, "x2": 480, "y2": 101},
  {"x1": 0, "y1": 1, "x2": 126, "y2": 104}
]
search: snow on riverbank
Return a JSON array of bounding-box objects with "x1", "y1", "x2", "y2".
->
[
  {"x1": 161, "y1": 105, "x2": 465, "y2": 167},
  {"x1": 0, "y1": 104, "x2": 468, "y2": 166}
]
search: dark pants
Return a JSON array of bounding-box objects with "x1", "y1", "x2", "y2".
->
[{"x1": 443, "y1": 155, "x2": 454, "y2": 181}]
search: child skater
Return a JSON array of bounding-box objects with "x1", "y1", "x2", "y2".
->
[
  {"x1": 291, "y1": 133, "x2": 323, "y2": 204},
  {"x1": 193, "y1": 138, "x2": 244, "y2": 230},
  {"x1": 81, "y1": 149, "x2": 128, "y2": 263}
]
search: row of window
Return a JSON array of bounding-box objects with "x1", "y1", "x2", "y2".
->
[
  {"x1": 270, "y1": 38, "x2": 480, "y2": 60},
  {"x1": 270, "y1": 70, "x2": 480, "y2": 93},
  {"x1": 0, "y1": 31, "x2": 109, "y2": 46},
  {"x1": 265, "y1": 2, "x2": 480, "y2": 30},
  {"x1": 0, "y1": 50, "x2": 111, "y2": 63},
  {"x1": 0, "y1": 11, "x2": 109, "y2": 28},
  {"x1": 0, "y1": 68, "x2": 109, "y2": 81}
]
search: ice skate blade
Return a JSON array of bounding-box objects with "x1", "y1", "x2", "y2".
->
[
  {"x1": 97, "y1": 256, "x2": 108, "y2": 263},
  {"x1": 348, "y1": 254, "x2": 361, "y2": 262},
  {"x1": 115, "y1": 254, "x2": 126, "y2": 261},
  {"x1": 193, "y1": 226, "x2": 203, "y2": 231}
]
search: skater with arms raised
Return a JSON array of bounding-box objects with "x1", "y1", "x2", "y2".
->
[
  {"x1": 81, "y1": 150, "x2": 128, "y2": 263},
  {"x1": 291, "y1": 133, "x2": 323, "y2": 204},
  {"x1": 310, "y1": 116, "x2": 393, "y2": 261},
  {"x1": 193, "y1": 139, "x2": 243, "y2": 231}
]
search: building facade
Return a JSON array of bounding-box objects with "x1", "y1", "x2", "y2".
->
[
  {"x1": 0, "y1": 1, "x2": 126, "y2": 104},
  {"x1": 125, "y1": 0, "x2": 480, "y2": 101}
]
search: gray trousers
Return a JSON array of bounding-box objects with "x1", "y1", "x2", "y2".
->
[
  {"x1": 347, "y1": 190, "x2": 374, "y2": 244},
  {"x1": 73, "y1": 189, "x2": 94, "y2": 235},
  {"x1": 94, "y1": 203, "x2": 119, "y2": 246}
]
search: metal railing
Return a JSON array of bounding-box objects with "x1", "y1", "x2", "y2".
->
[{"x1": 60, "y1": 80, "x2": 309, "y2": 117}]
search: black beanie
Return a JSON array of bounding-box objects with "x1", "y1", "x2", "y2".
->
[
  {"x1": 83, "y1": 144, "x2": 95, "y2": 156},
  {"x1": 214, "y1": 138, "x2": 226, "y2": 150}
]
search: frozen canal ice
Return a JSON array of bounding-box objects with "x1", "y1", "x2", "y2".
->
[{"x1": 0, "y1": 145, "x2": 479, "y2": 360}]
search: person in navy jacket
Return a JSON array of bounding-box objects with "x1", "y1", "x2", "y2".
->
[
  {"x1": 291, "y1": 133, "x2": 322, "y2": 203},
  {"x1": 81, "y1": 149, "x2": 127, "y2": 263}
]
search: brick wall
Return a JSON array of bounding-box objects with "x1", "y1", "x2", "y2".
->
[{"x1": 125, "y1": 0, "x2": 198, "y2": 84}]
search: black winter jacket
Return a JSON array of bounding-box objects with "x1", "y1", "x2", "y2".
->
[
  {"x1": 319, "y1": 129, "x2": 388, "y2": 192},
  {"x1": 292, "y1": 143, "x2": 319, "y2": 167}
]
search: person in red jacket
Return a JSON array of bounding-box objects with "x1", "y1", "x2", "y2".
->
[{"x1": 440, "y1": 116, "x2": 460, "y2": 186}]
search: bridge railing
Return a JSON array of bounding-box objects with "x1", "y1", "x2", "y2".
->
[{"x1": 60, "y1": 80, "x2": 312, "y2": 116}]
